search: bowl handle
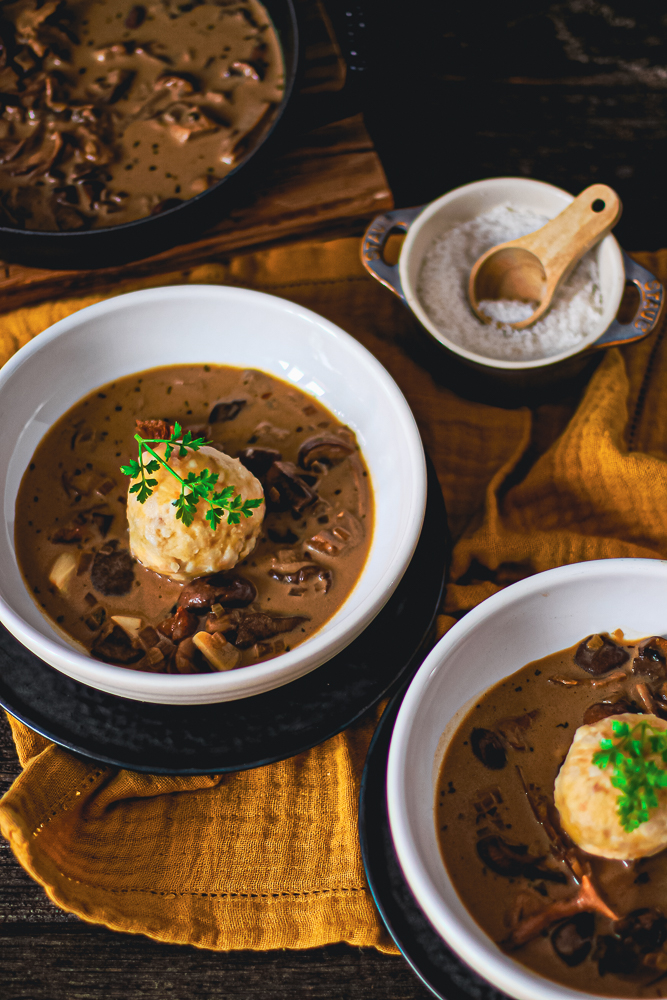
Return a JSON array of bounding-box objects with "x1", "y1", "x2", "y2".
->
[
  {"x1": 590, "y1": 252, "x2": 665, "y2": 349},
  {"x1": 361, "y1": 206, "x2": 425, "y2": 300}
]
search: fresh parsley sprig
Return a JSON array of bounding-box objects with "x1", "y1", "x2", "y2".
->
[
  {"x1": 594, "y1": 719, "x2": 667, "y2": 833},
  {"x1": 120, "y1": 422, "x2": 262, "y2": 530}
]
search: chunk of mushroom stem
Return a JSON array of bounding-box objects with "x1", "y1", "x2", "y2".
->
[
  {"x1": 549, "y1": 670, "x2": 627, "y2": 688},
  {"x1": 192, "y1": 631, "x2": 241, "y2": 671},
  {"x1": 635, "y1": 682, "x2": 657, "y2": 714},
  {"x1": 506, "y1": 876, "x2": 619, "y2": 949}
]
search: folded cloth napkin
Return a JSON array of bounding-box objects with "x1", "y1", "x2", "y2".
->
[{"x1": 1, "y1": 238, "x2": 666, "y2": 953}]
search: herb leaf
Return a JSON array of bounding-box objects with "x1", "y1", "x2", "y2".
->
[
  {"x1": 120, "y1": 428, "x2": 262, "y2": 531},
  {"x1": 594, "y1": 719, "x2": 667, "y2": 832}
]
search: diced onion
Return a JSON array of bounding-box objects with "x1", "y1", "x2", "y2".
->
[
  {"x1": 111, "y1": 615, "x2": 143, "y2": 638},
  {"x1": 49, "y1": 552, "x2": 77, "y2": 591}
]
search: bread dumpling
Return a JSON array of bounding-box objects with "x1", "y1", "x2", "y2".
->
[
  {"x1": 555, "y1": 713, "x2": 667, "y2": 860},
  {"x1": 127, "y1": 444, "x2": 264, "y2": 581}
]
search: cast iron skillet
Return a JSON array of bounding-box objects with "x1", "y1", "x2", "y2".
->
[{"x1": 0, "y1": 0, "x2": 299, "y2": 270}]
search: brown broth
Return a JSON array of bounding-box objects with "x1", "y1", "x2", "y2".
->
[
  {"x1": 15, "y1": 364, "x2": 373, "y2": 672},
  {"x1": 436, "y1": 635, "x2": 667, "y2": 998}
]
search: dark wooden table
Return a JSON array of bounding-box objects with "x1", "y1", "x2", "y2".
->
[
  {"x1": 362, "y1": 0, "x2": 667, "y2": 250},
  {"x1": 4, "y1": 1, "x2": 667, "y2": 996}
]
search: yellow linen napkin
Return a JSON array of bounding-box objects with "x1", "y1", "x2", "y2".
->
[{"x1": 1, "y1": 238, "x2": 666, "y2": 953}]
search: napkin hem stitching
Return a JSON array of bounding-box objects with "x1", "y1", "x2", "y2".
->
[
  {"x1": 30, "y1": 767, "x2": 108, "y2": 837},
  {"x1": 52, "y1": 882, "x2": 370, "y2": 898}
]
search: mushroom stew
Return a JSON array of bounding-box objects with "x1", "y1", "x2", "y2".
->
[
  {"x1": 0, "y1": 0, "x2": 284, "y2": 230},
  {"x1": 15, "y1": 364, "x2": 373, "y2": 674},
  {"x1": 436, "y1": 631, "x2": 667, "y2": 997}
]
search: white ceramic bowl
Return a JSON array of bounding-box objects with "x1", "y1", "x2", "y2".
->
[
  {"x1": 402, "y1": 178, "x2": 625, "y2": 369},
  {"x1": 387, "y1": 557, "x2": 667, "y2": 1000},
  {"x1": 0, "y1": 285, "x2": 426, "y2": 704},
  {"x1": 362, "y1": 178, "x2": 647, "y2": 373}
]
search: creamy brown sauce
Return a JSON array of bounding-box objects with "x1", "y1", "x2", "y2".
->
[
  {"x1": 0, "y1": 0, "x2": 284, "y2": 230},
  {"x1": 437, "y1": 633, "x2": 667, "y2": 997},
  {"x1": 15, "y1": 364, "x2": 373, "y2": 673}
]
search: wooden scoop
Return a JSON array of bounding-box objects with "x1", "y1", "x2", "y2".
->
[{"x1": 468, "y1": 184, "x2": 622, "y2": 330}]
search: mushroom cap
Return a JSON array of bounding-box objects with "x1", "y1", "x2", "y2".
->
[
  {"x1": 554, "y1": 713, "x2": 667, "y2": 860},
  {"x1": 127, "y1": 444, "x2": 264, "y2": 582}
]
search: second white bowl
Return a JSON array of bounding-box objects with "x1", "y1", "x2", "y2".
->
[{"x1": 387, "y1": 557, "x2": 667, "y2": 1000}]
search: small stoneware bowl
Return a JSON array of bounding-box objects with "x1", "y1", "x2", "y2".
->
[
  {"x1": 362, "y1": 178, "x2": 665, "y2": 377},
  {"x1": 0, "y1": 285, "x2": 426, "y2": 704},
  {"x1": 387, "y1": 557, "x2": 667, "y2": 1000}
]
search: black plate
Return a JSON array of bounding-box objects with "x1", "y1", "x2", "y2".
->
[
  {"x1": 359, "y1": 684, "x2": 511, "y2": 1000},
  {"x1": 0, "y1": 458, "x2": 448, "y2": 774}
]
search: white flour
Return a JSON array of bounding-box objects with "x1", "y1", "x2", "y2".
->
[{"x1": 416, "y1": 204, "x2": 604, "y2": 361}]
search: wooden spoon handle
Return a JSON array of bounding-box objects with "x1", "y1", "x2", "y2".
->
[{"x1": 519, "y1": 183, "x2": 622, "y2": 286}]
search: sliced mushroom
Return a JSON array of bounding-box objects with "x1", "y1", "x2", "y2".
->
[
  {"x1": 193, "y1": 630, "x2": 241, "y2": 671},
  {"x1": 209, "y1": 400, "x2": 247, "y2": 423},
  {"x1": 616, "y1": 908, "x2": 667, "y2": 954},
  {"x1": 235, "y1": 613, "x2": 307, "y2": 650},
  {"x1": 632, "y1": 642, "x2": 667, "y2": 680},
  {"x1": 635, "y1": 682, "x2": 657, "y2": 715},
  {"x1": 265, "y1": 461, "x2": 318, "y2": 516},
  {"x1": 177, "y1": 573, "x2": 256, "y2": 612},
  {"x1": 173, "y1": 636, "x2": 201, "y2": 674},
  {"x1": 595, "y1": 909, "x2": 667, "y2": 977},
  {"x1": 51, "y1": 512, "x2": 89, "y2": 543},
  {"x1": 583, "y1": 699, "x2": 634, "y2": 726},
  {"x1": 83, "y1": 606, "x2": 106, "y2": 632},
  {"x1": 160, "y1": 103, "x2": 220, "y2": 143},
  {"x1": 476, "y1": 835, "x2": 566, "y2": 883},
  {"x1": 551, "y1": 913, "x2": 595, "y2": 967},
  {"x1": 135, "y1": 418, "x2": 172, "y2": 439},
  {"x1": 597, "y1": 935, "x2": 640, "y2": 976},
  {"x1": 91, "y1": 543, "x2": 135, "y2": 596},
  {"x1": 92, "y1": 624, "x2": 143, "y2": 665},
  {"x1": 157, "y1": 607, "x2": 198, "y2": 643},
  {"x1": 205, "y1": 608, "x2": 242, "y2": 638},
  {"x1": 237, "y1": 446, "x2": 281, "y2": 480},
  {"x1": 495, "y1": 710, "x2": 538, "y2": 751},
  {"x1": 298, "y1": 435, "x2": 354, "y2": 470},
  {"x1": 470, "y1": 728, "x2": 506, "y2": 770},
  {"x1": 88, "y1": 68, "x2": 135, "y2": 104},
  {"x1": 574, "y1": 634, "x2": 629, "y2": 675}
]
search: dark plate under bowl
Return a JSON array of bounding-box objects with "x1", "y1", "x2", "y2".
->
[
  {"x1": 0, "y1": 457, "x2": 448, "y2": 774},
  {"x1": 359, "y1": 684, "x2": 511, "y2": 1000},
  {"x1": 0, "y1": 0, "x2": 299, "y2": 271}
]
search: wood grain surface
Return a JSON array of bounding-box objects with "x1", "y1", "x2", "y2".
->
[
  {"x1": 362, "y1": 0, "x2": 667, "y2": 251},
  {"x1": 0, "y1": 113, "x2": 392, "y2": 314}
]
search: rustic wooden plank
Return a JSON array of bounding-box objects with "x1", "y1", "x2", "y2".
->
[
  {"x1": 0, "y1": 114, "x2": 391, "y2": 314},
  {"x1": 0, "y1": 933, "x2": 432, "y2": 999}
]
